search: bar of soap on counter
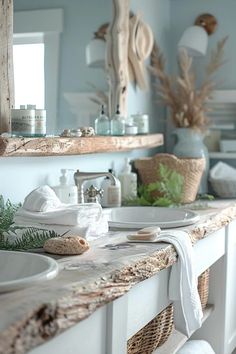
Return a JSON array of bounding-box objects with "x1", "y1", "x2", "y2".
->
[
  {"x1": 127, "y1": 226, "x2": 161, "y2": 242},
  {"x1": 44, "y1": 236, "x2": 90, "y2": 255}
]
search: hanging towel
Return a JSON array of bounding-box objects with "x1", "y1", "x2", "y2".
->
[
  {"x1": 14, "y1": 203, "x2": 102, "y2": 227},
  {"x1": 22, "y1": 185, "x2": 62, "y2": 212},
  {"x1": 176, "y1": 340, "x2": 215, "y2": 354},
  {"x1": 157, "y1": 230, "x2": 203, "y2": 337}
]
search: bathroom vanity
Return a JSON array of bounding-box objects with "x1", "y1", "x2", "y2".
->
[{"x1": 0, "y1": 201, "x2": 236, "y2": 354}]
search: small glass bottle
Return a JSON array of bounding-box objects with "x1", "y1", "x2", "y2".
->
[
  {"x1": 110, "y1": 105, "x2": 125, "y2": 136},
  {"x1": 95, "y1": 105, "x2": 110, "y2": 136}
]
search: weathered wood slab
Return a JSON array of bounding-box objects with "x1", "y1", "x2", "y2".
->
[
  {"x1": 0, "y1": 134, "x2": 163, "y2": 157},
  {"x1": 0, "y1": 202, "x2": 236, "y2": 354},
  {"x1": 106, "y1": 0, "x2": 130, "y2": 116},
  {"x1": 0, "y1": 0, "x2": 14, "y2": 133}
]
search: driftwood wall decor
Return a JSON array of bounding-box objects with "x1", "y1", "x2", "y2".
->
[
  {"x1": 0, "y1": 0, "x2": 14, "y2": 133},
  {"x1": 106, "y1": 0, "x2": 130, "y2": 117}
]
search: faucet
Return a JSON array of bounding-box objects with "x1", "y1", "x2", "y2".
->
[{"x1": 74, "y1": 170, "x2": 117, "y2": 203}]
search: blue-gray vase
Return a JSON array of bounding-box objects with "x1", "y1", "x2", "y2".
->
[{"x1": 173, "y1": 128, "x2": 209, "y2": 194}]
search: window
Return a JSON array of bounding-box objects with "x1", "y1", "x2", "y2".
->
[
  {"x1": 13, "y1": 40, "x2": 45, "y2": 109},
  {"x1": 13, "y1": 9, "x2": 63, "y2": 133}
]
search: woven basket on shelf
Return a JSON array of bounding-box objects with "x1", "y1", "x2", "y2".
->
[
  {"x1": 210, "y1": 178, "x2": 236, "y2": 198},
  {"x1": 127, "y1": 303, "x2": 174, "y2": 354},
  {"x1": 198, "y1": 268, "x2": 210, "y2": 310},
  {"x1": 127, "y1": 269, "x2": 210, "y2": 354},
  {"x1": 134, "y1": 153, "x2": 205, "y2": 204}
]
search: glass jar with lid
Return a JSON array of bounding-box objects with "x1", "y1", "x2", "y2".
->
[{"x1": 131, "y1": 113, "x2": 149, "y2": 134}]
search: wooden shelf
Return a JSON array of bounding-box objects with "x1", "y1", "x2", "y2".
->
[
  {"x1": 0, "y1": 134, "x2": 163, "y2": 157},
  {"x1": 154, "y1": 304, "x2": 214, "y2": 354},
  {"x1": 209, "y1": 152, "x2": 236, "y2": 159}
]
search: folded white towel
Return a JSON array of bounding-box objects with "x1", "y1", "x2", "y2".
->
[
  {"x1": 14, "y1": 203, "x2": 102, "y2": 226},
  {"x1": 176, "y1": 340, "x2": 215, "y2": 354},
  {"x1": 157, "y1": 230, "x2": 203, "y2": 337},
  {"x1": 23, "y1": 185, "x2": 62, "y2": 212},
  {"x1": 7, "y1": 216, "x2": 108, "y2": 243},
  {"x1": 210, "y1": 161, "x2": 236, "y2": 181}
]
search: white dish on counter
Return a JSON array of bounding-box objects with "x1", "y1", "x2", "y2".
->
[
  {"x1": 107, "y1": 206, "x2": 199, "y2": 229},
  {"x1": 0, "y1": 250, "x2": 59, "y2": 293}
]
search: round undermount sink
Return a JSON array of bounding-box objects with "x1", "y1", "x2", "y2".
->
[
  {"x1": 107, "y1": 206, "x2": 199, "y2": 229},
  {"x1": 0, "y1": 250, "x2": 59, "y2": 293}
]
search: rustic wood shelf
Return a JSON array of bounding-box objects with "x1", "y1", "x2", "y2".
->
[
  {"x1": 0, "y1": 134, "x2": 163, "y2": 157},
  {"x1": 209, "y1": 152, "x2": 236, "y2": 159}
]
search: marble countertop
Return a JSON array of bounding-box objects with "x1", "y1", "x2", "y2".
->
[{"x1": 0, "y1": 200, "x2": 236, "y2": 354}]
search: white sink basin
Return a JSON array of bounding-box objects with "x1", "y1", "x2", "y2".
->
[
  {"x1": 0, "y1": 250, "x2": 59, "y2": 293},
  {"x1": 107, "y1": 206, "x2": 199, "y2": 229}
]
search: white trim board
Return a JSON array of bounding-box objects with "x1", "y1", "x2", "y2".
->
[
  {"x1": 14, "y1": 9, "x2": 63, "y2": 34},
  {"x1": 209, "y1": 90, "x2": 236, "y2": 103}
]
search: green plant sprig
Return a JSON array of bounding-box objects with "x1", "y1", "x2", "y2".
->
[
  {"x1": 124, "y1": 163, "x2": 184, "y2": 207},
  {"x1": 0, "y1": 227, "x2": 61, "y2": 251}
]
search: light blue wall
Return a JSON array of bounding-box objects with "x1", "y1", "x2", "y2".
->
[
  {"x1": 129, "y1": 0, "x2": 171, "y2": 135},
  {"x1": 0, "y1": 150, "x2": 156, "y2": 203},
  {"x1": 1, "y1": 0, "x2": 171, "y2": 203}
]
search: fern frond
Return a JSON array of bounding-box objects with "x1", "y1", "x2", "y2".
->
[{"x1": 0, "y1": 227, "x2": 62, "y2": 251}]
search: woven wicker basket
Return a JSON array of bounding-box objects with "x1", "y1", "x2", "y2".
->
[
  {"x1": 198, "y1": 268, "x2": 210, "y2": 310},
  {"x1": 127, "y1": 269, "x2": 209, "y2": 354},
  {"x1": 127, "y1": 304, "x2": 174, "y2": 354},
  {"x1": 134, "y1": 153, "x2": 205, "y2": 204},
  {"x1": 210, "y1": 178, "x2": 236, "y2": 198}
]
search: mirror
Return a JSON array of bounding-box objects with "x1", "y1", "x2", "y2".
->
[
  {"x1": 14, "y1": 0, "x2": 112, "y2": 133},
  {"x1": 13, "y1": 0, "x2": 116, "y2": 134}
]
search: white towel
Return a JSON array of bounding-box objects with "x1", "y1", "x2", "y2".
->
[
  {"x1": 176, "y1": 340, "x2": 215, "y2": 354},
  {"x1": 7, "y1": 216, "x2": 109, "y2": 243},
  {"x1": 23, "y1": 185, "x2": 62, "y2": 212},
  {"x1": 157, "y1": 230, "x2": 203, "y2": 337},
  {"x1": 14, "y1": 203, "x2": 102, "y2": 226},
  {"x1": 209, "y1": 161, "x2": 236, "y2": 181}
]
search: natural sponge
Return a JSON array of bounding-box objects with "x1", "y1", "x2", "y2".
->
[{"x1": 43, "y1": 235, "x2": 90, "y2": 255}]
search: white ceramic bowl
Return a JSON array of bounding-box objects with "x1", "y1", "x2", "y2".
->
[
  {"x1": 107, "y1": 206, "x2": 199, "y2": 229},
  {"x1": 0, "y1": 250, "x2": 59, "y2": 293}
]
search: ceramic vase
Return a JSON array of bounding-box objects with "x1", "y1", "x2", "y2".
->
[{"x1": 173, "y1": 128, "x2": 209, "y2": 194}]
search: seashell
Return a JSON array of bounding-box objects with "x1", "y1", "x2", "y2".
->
[{"x1": 80, "y1": 126, "x2": 95, "y2": 137}]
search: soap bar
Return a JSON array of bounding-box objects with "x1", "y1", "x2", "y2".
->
[
  {"x1": 43, "y1": 235, "x2": 90, "y2": 255},
  {"x1": 127, "y1": 233, "x2": 157, "y2": 241},
  {"x1": 127, "y1": 226, "x2": 161, "y2": 242},
  {"x1": 137, "y1": 226, "x2": 161, "y2": 235}
]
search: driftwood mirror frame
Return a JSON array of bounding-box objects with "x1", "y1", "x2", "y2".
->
[
  {"x1": 0, "y1": 0, "x2": 14, "y2": 133},
  {"x1": 0, "y1": 0, "x2": 130, "y2": 134},
  {"x1": 107, "y1": 0, "x2": 130, "y2": 117}
]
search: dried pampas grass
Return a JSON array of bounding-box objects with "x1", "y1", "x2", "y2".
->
[{"x1": 149, "y1": 36, "x2": 228, "y2": 131}]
